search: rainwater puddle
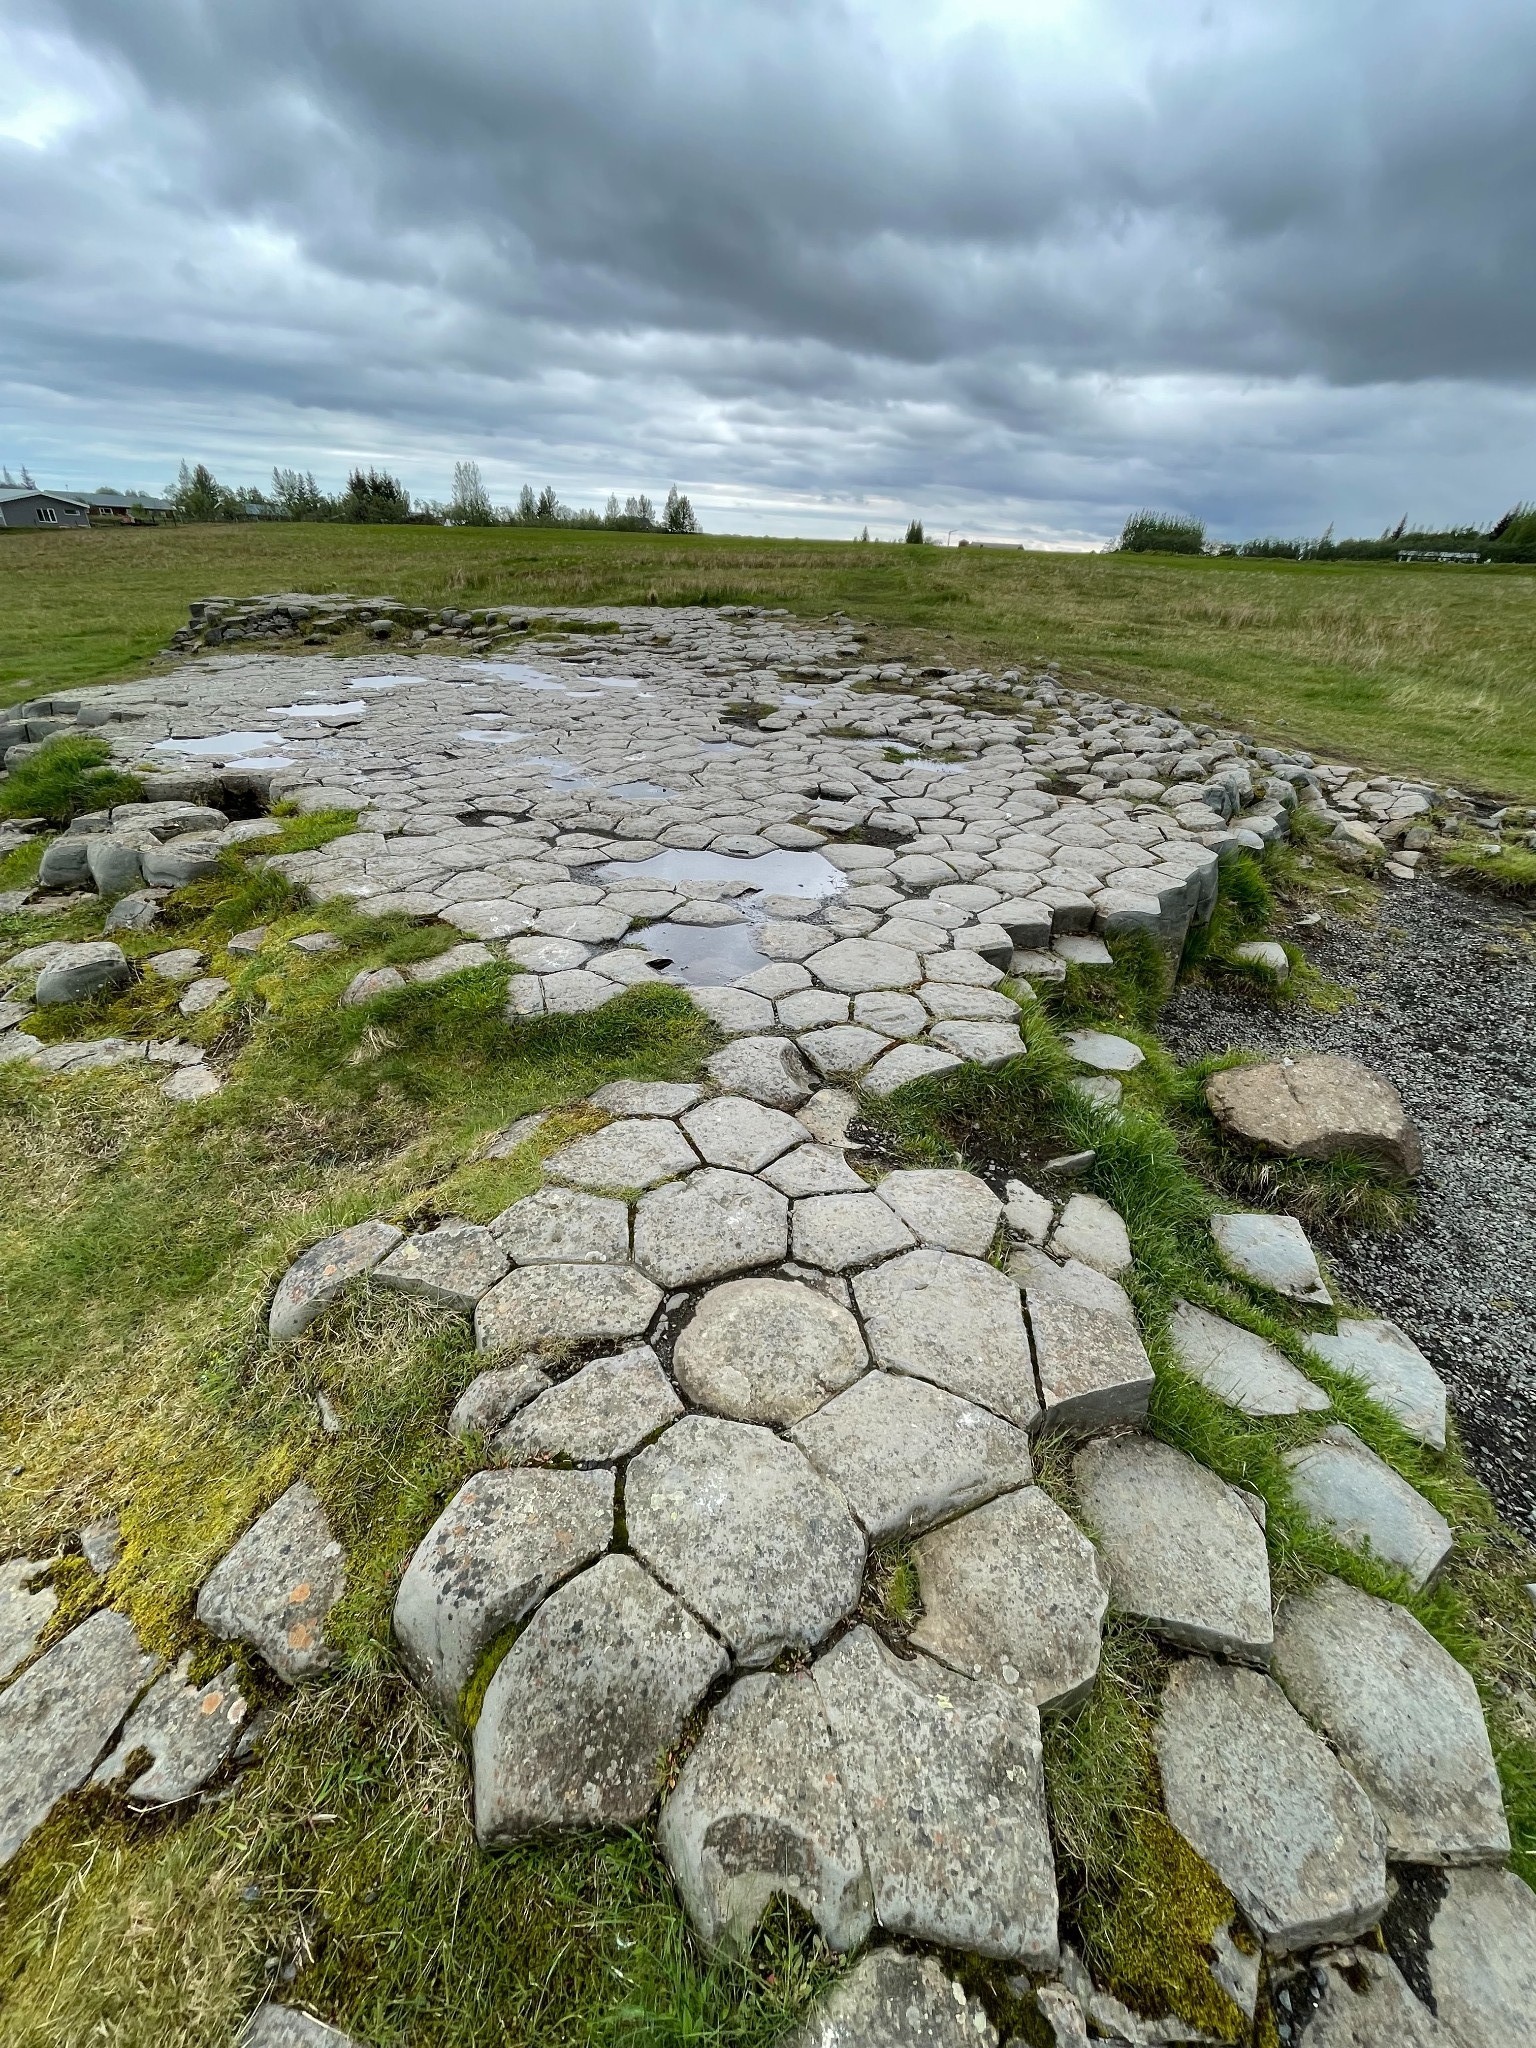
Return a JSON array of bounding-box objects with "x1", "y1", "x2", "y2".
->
[
  {"x1": 635, "y1": 919, "x2": 765, "y2": 986},
  {"x1": 697, "y1": 741, "x2": 745, "y2": 759},
  {"x1": 603, "y1": 779, "x2": 674, "y2": 801},
  {"x1": 353, "y1": 675, "x2": 423, "y2": 691},
  {"x1": 270, "y1": 701, "x2": 367, "y2": 719},
  {"x1": 457, "y1": 730, "x2": 535, "y2": 746},
  {"x1": 476, "y1": 662, "x2": 599, "y2": 697},
  {"x1": 601, "y1": 848, "x2": 844, "y2": 902},
  {"x1": 153, "y1": 732, "x2": 292, "y2": 763}
]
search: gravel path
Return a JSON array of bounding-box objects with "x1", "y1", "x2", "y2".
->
[{"x1": 1162, "y1": 873, "x2": 1536, "y2": 1542}]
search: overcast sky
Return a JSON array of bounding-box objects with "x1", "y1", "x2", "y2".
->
[{"x1": 3, "y1": 1, "x2": 1534, "y2": 544}]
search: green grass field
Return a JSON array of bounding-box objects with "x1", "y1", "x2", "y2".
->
[{"x1": 4, "y1": 524, "x2": 1535, "y2": 798}]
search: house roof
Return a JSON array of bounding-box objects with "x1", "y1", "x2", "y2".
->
[
  {"x1": 0, "y1": 487, "x2": 92, "y2": 506},
  {"x1": 81, "y1": 490, "x2": 174, "y2": 511}
]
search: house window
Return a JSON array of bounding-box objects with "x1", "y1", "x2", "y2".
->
[{"x1": 36, "y1": 506, "x2": 58, "y2": 523}]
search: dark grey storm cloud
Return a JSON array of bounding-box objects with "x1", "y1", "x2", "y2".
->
[{"x1": 3, "y1": 0, "x2": 1534, "y2": 540}]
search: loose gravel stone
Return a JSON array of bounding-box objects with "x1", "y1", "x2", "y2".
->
[
  {"x1": 394, "y1": 1467, "x2": 613, "y2": 1716},
  {"x1": 475, "y1": 1262, "x2": 662, "y2": 1352},
  {"x1": 1073, "y1": 1436, "x2": 1274, "y2": 1663},
  {"x1": 657, "y1": 1670, "x2": 873, "y2": 1952},
  {"x1": 812, "y1": 1626, "x2": 1058, "y2": 1964},
  {"x1": 909, "y1": 1487, "x2": 1107, "y2": 1709},
  {"x1": 1155, "y1": 1657, "x2": 1387, "y2": 1952},
  {"x1": 1304, "y1": 1318, "x2": 1447, "y2": 1449},
  {"x1": 1205, "y1": 1054, "x2": 1423, "y2": 1177},
  {"x1": 874, "y1": 1168, "x2": 1003, "y2": 1256},
  {"x1": 473, "y1": 1554, "x2": 726, "y2": 1839},
  {"x1": 489, "y1": 1186, "x2": 630, "y2": 1265},
  {"x1": 1272, "y1": 1577, "x2": 1508, "y2": 1863},
  {"x1": 855, "y1": 1248, "x2": 1040, "y2": 1428},
  {"x1": 544, "y1": 1117, "x2": 699, "y2": 1190},
  {"x1": 627, "y1": 1416, "x2": 865, "y2": 1667},
  {"x1": 268, "y1": 1220, "x2": 404, "y2": 1342},
  {"x1": 705, "y1": 1034, "x2": 816, "y2": 1108},
  {"x1": 680, "y1": 1095, "x2": 807, "y2": 1172},
  {"x1": 239, "y1": 2008, "x2": 364, "y2": 2047},
  {"x1": 792, "y1": 1373, "x2": 1033, "y2": 1539},
  {"x1": 1211, "y1": 1211, "x2": 1332, "y2": 1306},
  {"x1": 633, "y1": 1168, "x2": 788, "y2": 1286},
  {"x1": 92, "y1": 1653, "x2": 246, "y2": 1804},
  {"x1": 495, "y1": 1345, "x2": 683, "y2": 1462},
  {"x1": 1283, "y1": 1425, "x2": 1453, "y2": 1588},
  {"x1": 1169, "y1": 1299, "x2": 1331, "y2": 1416},
  {"x1": 672, "y1": 1277, "x2": 867, "y2": 1425},
  {"x1": 787, "y1": 1951, "x2": 999, "y2": 2048},
  {"x1": 372, "y1": 1222, "x2": 508, "y2": 1309},
  {"x1": 195, "y1": 1481, "x2": 345, "y2": 1683},
  {"x1": 0, "y1": 1610, "x2": 159, "y2": 1868}
]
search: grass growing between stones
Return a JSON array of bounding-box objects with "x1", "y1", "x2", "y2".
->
[{"x1": 0, "y1": 733, "x2": 144, "y2": 825}]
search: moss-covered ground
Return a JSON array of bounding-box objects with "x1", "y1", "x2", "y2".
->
[{"x1": 1, "y1": 803, "x2": 1532, "y2": 2045}]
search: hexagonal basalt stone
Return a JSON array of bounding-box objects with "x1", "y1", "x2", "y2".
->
[
  {"x1": 1156, "y1": 1657, "x2": 1387, "y2": 1952},
  {"x1": 760, "y1": 1143, "x2": 867, "y2": 1197},
  {"x1": 863, "y1": 1042, "x2": 963, "y2": 1096},
  {"x1": 371, "y1": 1222, "x2": 509, "y2": 1310},
  {"x1": 679, "y1": 1095, "x2": 807, "y2": 1173},
  {"x1": 788, "y1": 1951, "x2": 999, "y2": 2048},
  {"x1": 812, "y1": 1626, "x2": 1058, "y2": 1966},
  {"x1": 474, "y1": 1261, "x2": 661, "y2": 1353},
  {"x1": 494, "y1": 1345, "x2": 683, "y2": 1463},
  {"x1": 672, "y1": 1277, "x2": 867, "y2": 1425},
  {"x1": 633, "y1": 1169, "x2": 788, "y2": 1287},
  {"x1": 268, "y1": 1220, "x2": 404, "y2": 1342},
  {"x1": 657, "y1": 1670, "x2": 874, "y2": 1953},
  {"x1": 195, "y1": 1481, "x2": 345, "y2": 1684},
  {"x1": 1272, "y1": 1577, "x2": 1508, "y2": 1864},
  {"x1": 1303, "y1": 1318, "x2": 1446, "y2": 1450},
  {"x1": 1025, "y1": 1290, "x2": 1154, "y2": 1434},
  {"x1": 544, "y1": 1117, "x2": 698, "y2": 1191},
  {"x1": 393, "y1": 1467, "x2": 613, "y2": 1718},
  {"x1": 1169, "y1": 1300, "x2": 1330, "y2": 1417},
  {"x1": 489, "y1": 1185, "x2": 630, "y2": 1265},
  {"x1": 627, "y1": 1416, "x2": 865, "y2": 1667},
  {"x1": 1392, "y1": 1866, "x2": 1536, "y2": 2048},
  {"x1": 588, "y1": 1080, "x2": 704, "y2": 1117},
  {"x1": 792, "y1": 1373, "x2": 1033, "y2": 1540},
  {"x1": 795, "y1": 1024, "x2": 892, "y2": 1078},
  {"x1": 705, "y1": 1034, "x2": 816, "y2": 1108},
  {"x1": 909, "y1": 1487, "x2": 1107, "y2": 1709},
  {"x1": 1073, "y1": 1436, "x2": 1273, "y2": 1664},
  {"x1": 792, "y1": 1191, "x2": 917, "y2": 1273},
  {"x1": 1283, "y1": 1425, "x2": 1452, "y2": 1589},
  {"x1": 807, "y1": 938, "x2": 922, "y2": 994},
  {"x1": 1210, "y1": 1211, "x2": 1331, "y2": 1306},
  {"x1": 874, "y1": 1168, "x2": 1003, "y2": 1257},
  {"x1": 472, "y1": 1555, "x2": 726, "y2": 1840},
  {"x1": 854, "y1": 1248, "x2": 1040, "y2": 1429}
]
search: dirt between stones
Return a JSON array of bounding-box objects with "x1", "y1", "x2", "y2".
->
[{"x1": 1162, "y1": 872, "x2": 1536, "y2": 1542}]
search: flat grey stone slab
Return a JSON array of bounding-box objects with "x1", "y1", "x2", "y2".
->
[
  {"x1": 0, "y1": 1557, "x2": 56, "y2": 1683},
  {"x1": 0, "y1": 1610, "x2": 159, "y2": 1869},
  {"x1": 93, "y1": 1651, "x2": 246, "y2": 1804},
  {"x1": 239, "y1": 2006, "x2": 366, "y2": 2047},
  {"x1": 1025, "y1": 1290, "x2": 1155, "y2": 1433},
  {"x1": 1206, "y1": 1054, "x2": 1422, "y2": 1178},
  {"x1": 808, "y1": 938, "x2": 922, "y2": 993},
  {"x1": 394, "y1": 1466, "x2": 613, "y2": 1717},
  {"x1": 1010, "y1": 1243, "x2": 1136, "y2": 1322},
  {"x1": 475, "y1": 1261, "x2": 662, "y2": 1352},
  {"x1": 852, "y1": 990, "x2": 927, "y2": 1038},
  {"x1": 372, "y1": 1222, "x2": 508, "y2": 1310},
  {"x1": 633, "y1": 1168, "x2": 788, "y2": 1287},
  {"x1": 1073, "y1": 1436, "x2": 1274, "y2": 1663},
  {"x1": 925, "y1": 1019, "x2": 1025, "y2": 1066},
  {"x1": 196, "y1": 1480, "x2": 345, "y2": 1683},
  {"x1": 404, "y1": 941, "x2": 493, "y2": 983},
  {"x1": 705, "y1": 1034, "x2": 815, "y2": 1108},
  {"x1": 588, "y1": 1080, "x2": 704, "y2": 1116},
  {"x1": 1284, "y1": 1426, "x2": 1452, "y2": 1589},
  {"x1": 909, "y1": 1487, "x2": 1107, "y2": 1709},
  {"x1": 918, "y1": 981, "x2": 1019, "y2": 1021},
  {"x1": 448, "y1": 1361, "x2": 551, "y2": 1440},
  {"x1": 473, "y1": 1554, "x2": 725, "y2": 1839},
  {"x1": 34, "y1": 940, "x2": 132, "y2": 1006},
  {"x1": 1211, "y1": 1211, "x2": 1331, "y2": 1306},
  {"x1": 874, "y1": 1168, "x2": 1003, "y2": 1257},
  {"x1": 1396, "y1": 1866, "x2": 1536, "y2": 2048},
  {"x1": 1169, "y1": 1300, "x2": 1330, "y2": 1417},
  {"x1": 1156, "y1": 1657, "x2": 1387, "y2": 1952},
  {"x1": 760, "y1": 1143, "x2": 867, "y2": 1197},
  {"x1": 1304, "y1": 1318, "x2": 1446, "y2": 1449},
  {"x1": 796, "y1": 1023, "x2": 892, "y2": 1078},
  {"x1": 1048, "y1": 1193, "x2": 1132, "y2": 1278},
  {"x1": 793, "y1": 1191, "x2": 916, "y2": 1273},
  {"x1": 793, "y1": 1373, "x2": 1032, "y2": 1540},
  {"x1": 855, "y1": 1248, "x2": 1040, "y2": 1428},
  {"x1": 863, "y1": 1042, "x2": 963, "y2": 1095},
  {"x1": 268, "y1": 1220, "x2": 404, "y2": 1341},
  {"x1": 776, "y1": 989, "x2": 851, "y2": 1031},
  {"x1": 541, "y1": 968, "x2": 622, "y2": 1013},
  {"x1": 679, "y1": 1095, "x2": 807, "y2": 1172},
  {"x1": 544, "y1": 1117, "x2": 698, "y2": 1190},
  {"x1": 814, "y1": 1627, "x2": 1057, "y2": 1966},
  {"x1": 1272, "y1": 1577, "x2": 1508, "y2": 1863},
  {"x1": 1064, "y1": 1029, "x2": 1145, "y2": 1073},
  {"x1": 657, "y1": 1670, "x2": 873, "y2": 1952},
  {"x1": 495, "y1": 1345, "x2": 683, "y2": 1462},
  {"x1": 506, "y1": 935, "x2": 589, "y2": 973},
  {"x1": 788, "y1": 1951, "x2": 999, "y2": 2048},
  {"x1": 1286, "y1": 1949, "x2": 1454, "y2": 2047},
  {"x1": 489, "y1": 1185, "x2": 629, "y2": 1265},
  {"x1": 627, "y1": 1416, "x2": 865, "y2": 1666},
  {"x1": 673, "y1": 1277, "x2": 867, "y2": 1425},
  {"x1": 689, "y1": 985, "x2": 775, "y2": 1035}
]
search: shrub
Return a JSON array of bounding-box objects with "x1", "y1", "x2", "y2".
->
[{"x1": 1117, "y1": 511, "x2": 1206, "y2": 555}]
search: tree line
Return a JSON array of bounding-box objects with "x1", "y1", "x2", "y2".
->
[
  {"x1": 163, "y1": 459, "x2": 700, "y2": 532},
  {"x1": 1115, "y1": 506, "x2": 1536, "y2": 564}
]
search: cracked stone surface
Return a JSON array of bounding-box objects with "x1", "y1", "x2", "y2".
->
[
  {"x1": 705, "y1": 1035, "x2": 815, "y2": 1108},
  {"x1": 195, "y1": 1480, "x2": 346, "y2": 1683},
  {"x1": 855, "y1": 1248, "x2": 1040, "y2": 1428},
  {"x1": 1047, "y1": 1193, "x2": 1132, "y2": 1278},
  {"x1": 1073, "y1": 1435, "x2": 1274, "y2": 1663},
  {"x1": 1206, "y1": 1054, "x2": 1423, "y2": 1178},
  {"x1": 474, "y1": 1261, "x2": 662, "y2": 1352},
  {"x1": 473, "y1": 1555, "x2": 726, "y2": 1840},
  {"x1": 1025, "y1": 1288, "x2": 1155, "y2": 1433},
  {"x1": 633, "y1": 1168, "x2": 788, "y2": 1286},
  {"x1": 394, "y1": 1467, "x2": 613, "y2": 1717},
  {"x1": 627, "y1": 1416, "x2": 865, "y2": 1667},
  {"x1": 372, "y1": 1221, "x2": 508, "y2": 1309},
  {"x1": 672, "y1": 1277, "x2": 867, "y2": 1425},
  {"x1": 488, "y1": 1185, "x2": 630, "y2": 1265},
  {"x1": 909, "y1": 1487, "x2": 1108, "y2": 1709},
  {"x1": 1211, "y1": 1211, "x2": 1332, "y2": 1306},
  {"x1": 1156, "y1": 1657, "x2": 1387, "y2": 1952},
  {"x1": 1283, "y1": 1426, "x2": 1453, "y2": 1589},
  {"x1": 863, "y1": 1043, "x2": 962, "y2": 1094},
  {"x1": 544, "y1": 1117, "x2": 698, "y2": 1191},
  {"x1": 448, "y1": 1361, "x2": 551, "y2": 1439},
  {"x1": 678, "y1": 1095, "x2": 807, "y2": 1172},
  {"x1": 788, "y1": 1951, "x2": 1000, "y2": 2048},
  {"x1": 494, "y1": 1345, "x2": 683, "y2": 1462},
  {"x1": 93, "y1": 1652, "x2": 247, "y2": 1804},
  {"x1": 760, "y1": 1142, "x2": 867, "y2": 1196},
  {"x1": 792, "y1": 1373, "x2": 1033, "y2": 1540},
  {"x1": 792, "y1": 1190, "x2": 917, "y2": 1272},
  {"x1": 873, "y1": 1168, "x2": 1003, "y2": 1256},
  {"x1": 1272, "y1": 1578, "x2": 1508, "y2": 1863},
  {"x1": 1283, "y1": 1948, "x2": 1454, "y2": 2047},
  {"x1": 1303, "y1": 1318, "x2": 1447, "y2": 1450},
  {"x1": 268, "y1": 1220, "x2": 404, "y2": 1341},
  {"x1": 1169, "y1": 1299, "x2": 1330, "y2": 1416}
]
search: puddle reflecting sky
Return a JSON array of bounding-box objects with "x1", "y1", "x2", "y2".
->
[
  {"x1": 152, "y1": 731, "x2": 291, "y2": 762},
  {"x1": 601, "y1": 847, "x2": 844, "y2": 901},
  {"x1": 634, "y1": 918, "x2": 765, "y2": 986}
]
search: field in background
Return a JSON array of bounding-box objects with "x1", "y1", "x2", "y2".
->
[{"x1": 4, "y1": 524, "x2": 1534, "y2": 798}]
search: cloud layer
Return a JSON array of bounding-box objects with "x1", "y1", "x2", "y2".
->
[{"x1": 4, "y1": 0, "x2": 1534, "y2": 541}]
